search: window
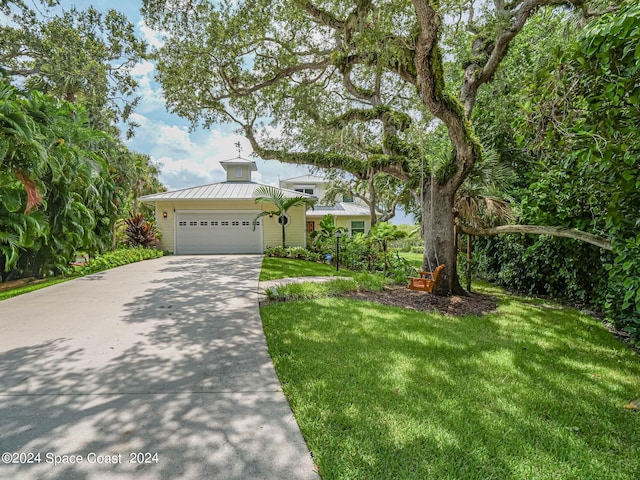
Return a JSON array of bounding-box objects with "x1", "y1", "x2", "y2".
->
[
  {"x1": 342, "y1": 193, "x2": 354, "y2": 203},
  {"x1": 178, "y1": 221, "x2": 187, "y2": 227},
  {"x1": 211, "y1": 221, "x2": 219, "y2": 226},
  {"x1": 294, "y1": 186, "x2": 315, "y2": 195},
  {"x1": 231, "y1": 221, "x2": 239, "y2": 226},
  {"x1": 234, "y1": 166, "x2": 243, "y2": 178},
  {"x1": 277, "y1": 215, "x2": 290, "y2": 226},
  {"x1": 351, "y1": 221, "x2": 365, "y2": 235},
  {"x1": 200, "y1": 221, "x2": 208, "y2": 226},
  {"x1": 189, "y1": 221, "x2": 198, "y2": 226},
  {"x1": 221, "y1": 221, "x2": 229, "y2": 226},
  {"x1": 242, "y1": 221, "x2": 251, "y2": 226}
]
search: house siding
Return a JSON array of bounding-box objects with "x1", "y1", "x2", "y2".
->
[
  {"x1": 336, "y1": 216, "x2": 371, "y2": 235},
  {"x1": 262, "y1": 204, "x2": 307, "y2": 249},
  {"x1": 305, "y1": 215, "x2": 371, "y2": 235},
  {"x1": 151, "y1": 199, "x2": 306, "y2": 253}
]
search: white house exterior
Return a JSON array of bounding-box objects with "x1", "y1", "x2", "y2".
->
[
  {"x1": 279, "y1": 175, "x2": 373, "y2": 235},
  {"x1": 140, "y1": 158, "x2": 314, "y2": 254}
]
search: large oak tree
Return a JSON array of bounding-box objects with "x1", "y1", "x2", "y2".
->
[{"x1": 144, "y1": 0, "x2": 595, "y2": 294}]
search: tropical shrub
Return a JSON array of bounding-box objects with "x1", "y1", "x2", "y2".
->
[
  {"x1": 0, "y1": 81, "x2": 120, "y2": 279},
  {"x1": 124, "y1": 213, "x2": 159, "y2": 248},
  {"x1": 76, "y1": 247, "x2": 163, "y2": 275},
  {"x1": 366, "y1": 222, "x2": 407, "y2": 270},
  {"x1": 264, "y1": 246, "x2": 323, "y2": 262}
]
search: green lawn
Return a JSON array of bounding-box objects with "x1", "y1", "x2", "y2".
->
[
  {"x1": 259, "y1": 256, "x2": 357, "y2": 281},
  {"x1": 0, "y1": 277, "x2": 71, "y2": 301},
  {"x1": 397, "y1": 251, "x2": 423, "y2": 268},
  {"x1": 261, "y1": 286, "x2": 640, "y2": 480}
]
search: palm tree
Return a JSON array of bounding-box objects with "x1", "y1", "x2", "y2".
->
[
  {"x1": 454, "y1": 150, "x2": 516, "y2": 228},
  {"x1": 253, "y1": 185, "x2": 316, "y2": 248}
]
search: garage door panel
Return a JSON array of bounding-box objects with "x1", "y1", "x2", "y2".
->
[{"x1": 176, "y1": 212, "x2": 262, "y2": 254}]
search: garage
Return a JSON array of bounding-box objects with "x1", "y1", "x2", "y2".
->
[
  {"x1": 139, "y1": 155, "x2": 314, "y2": 254},
  {"x1": 176, "y1": 211, "x2": 263, "y2": 254}
]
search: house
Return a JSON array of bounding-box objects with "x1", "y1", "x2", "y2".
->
[
  {"x1": 139, "y1": 157, "x2": 314, "y2": 254},
  {"x1": 279, "y1": 175, "x2": 373, "y2": 235}
]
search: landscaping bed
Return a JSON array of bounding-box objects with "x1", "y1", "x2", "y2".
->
[{"x1": 345, "y1": 285, "x2": 498, "y2": 316}]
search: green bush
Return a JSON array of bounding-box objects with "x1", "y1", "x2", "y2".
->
[
  {"x1": 605, "y1": 237, "x2": 640, "y2": 344},
  {"x1": 474, "y1": 235, "x2": 610, "y2": 307},
  {"x1": 265, "y1": 272, "x2": 388, "y2": 302},
  {"x1": 264, "y1": 246, "x2": 323, "y2": 262},
  {"x1": 76, "y1": 247, "x2": 163, "y2": 275}
]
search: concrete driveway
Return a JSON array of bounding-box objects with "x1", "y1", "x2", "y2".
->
[{"x1": 0, "y1": 255, "x2": 318, "y2": 480}]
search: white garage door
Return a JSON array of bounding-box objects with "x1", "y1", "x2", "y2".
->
[{"x1": 176, "y1": 212, "x2": 263, "y2": 254}]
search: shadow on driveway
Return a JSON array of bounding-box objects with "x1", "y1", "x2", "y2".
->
[{"x1": 0, "y1": 255, "x2": 318, "y2": 480}]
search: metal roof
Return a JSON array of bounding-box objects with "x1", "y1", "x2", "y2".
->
[
  {"x1": 306, "y1": 202, "x2": 371, "y2": 217},
  {"x1": 279, "y1": 174, "x2": 327, "y2": 184},
  {"x1": 220, "y1": 157, "x2": 258, "y2": 171},
  {"x1": 139, "y1": 182, "x2": 314, "y2": 202}
]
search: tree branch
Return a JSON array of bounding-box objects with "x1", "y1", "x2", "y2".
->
[
  {"x1": 456, "y1": 222, "x2": 612, "y2": 250},
  {"x1": 460, "y1": 0, "x2": 585, "y2": 115},
  {"x1": 218, "y1": 57, "x2": 332, "y2": 100},
  {"x1": 412, "y1": 0, "x2": 479, "y2": 191},
  {"x1": 295, "y1": 1, "x2": 345, "y2": 29}
]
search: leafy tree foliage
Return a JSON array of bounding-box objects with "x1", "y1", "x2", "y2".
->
[
  {"x1": 0, "y1": 3, "x2": 164, "y2": 282},
  {"x1": 144, "y1": 0, "x2": 588, "y2": 294},
  {"x1": 0, "y1": 79, "x2": 114, "y2": 278},
  {"x1": 571, "y1": 1, "x2": 640, "y2": 340},
  {"x1": 473, "y1": 1, "x2": 639, "y2": 342},
  {"x1": 0, "y1": 79, "x2": 163, "y2": 280},
  {"x1": 1, "y1": 0, "x2": 146, "y2": 135}
]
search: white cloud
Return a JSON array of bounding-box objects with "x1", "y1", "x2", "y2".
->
[
  {"x1": 130, "y1": 60, "x2": 155, "y2": 77},
  {"x1": 157, "y1": 125, "x2": 193, "y2": 152},
  {"x1": 137, "y1": 19, "x2": 165, "y2": 49},
  {"x1": 127, "y1": 113, "x2": 312, "y2": 192},
  {"x1": 129, "y1": 59, "x2": 165, "y2": 112}
]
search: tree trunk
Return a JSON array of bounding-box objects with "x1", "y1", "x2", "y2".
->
[
  {"x1": 368, "y1": 173, "x2": 377, "y2": 227},
  {"x1": 422, "y1": 182, "x2": 464, "y2": 295},
  {"x1": 466, "y1": 234, "x2": 472, "y2": 293},
  {"x1": 111, "y1": 221, "x2": 117, "y2": 251},
  {"x1": 281, "y1": 216, "x2": 286, "y2": 248}
]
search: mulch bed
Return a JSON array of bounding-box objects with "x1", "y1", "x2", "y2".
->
[{"x1": 344, "y1": 285, "x2": 499, "y2": 316}]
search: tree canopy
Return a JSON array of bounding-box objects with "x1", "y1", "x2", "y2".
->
[
  {"x1": 1, "y1": 0, "x2": 147, "y2": 135},
  {"x1": 1, "y1": 2, "x2": 162, "y2": 281},
  {"x1": 144, "y1": 0, "x2": 596, "y2": 294}
]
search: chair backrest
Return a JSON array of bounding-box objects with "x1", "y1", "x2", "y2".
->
[{"x1": 433, "y1": 264, "x2": 445, "y2": 283}]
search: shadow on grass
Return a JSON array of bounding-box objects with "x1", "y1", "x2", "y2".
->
[
  {"x1": 261, "y1": 297, "x2": 640, "y2": 480},
  {"x1": 260, "y1": 257, "x2": 355, "y2": 281}
]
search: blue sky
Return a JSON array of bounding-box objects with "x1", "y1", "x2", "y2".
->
[
  {"x1": 69, "y1": 1, "x2": 412, "y2": 223},
  {"x1": 68, "y1": 0, "x2": 312, "y2": 192}
]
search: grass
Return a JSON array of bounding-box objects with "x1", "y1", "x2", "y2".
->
[
  {"x1": 260, "y1": 285, "x2": 640, "y2": 480},
  {"x1": 0, "y1": 277, "x2": 72, "y2": 301},
  {"x1": 397, "y1": 251, "x2": 423, "y2": 268},
  {"x1": 259, "y1": 256, "x2": 357, "y2": 281},
  {"x1": 265, "y1": 273, "x2": 388, "y2": 302}
]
